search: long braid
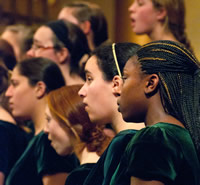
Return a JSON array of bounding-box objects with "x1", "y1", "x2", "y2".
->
[
  {"x1": 152, "y1": 0, "x2": 194, "y2": 54},
  {"x1": 137, "y1": 40, "x2": 200, "y2": 157}
]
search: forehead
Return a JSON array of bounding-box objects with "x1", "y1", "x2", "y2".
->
[
  {"x1": 12, "y1": 67, "x2": 21, "y2": 77},
  {"x1": 123, "y1": 56, "x2": 141, "y2": 73},
  {"x1": 34, "y1": 26, "x2": 54, "y2": 44},
  {"x1": 85, "y1": 55, "x2": 101, "y2": 74},
  {"x1": 11, "y1": 67, "x2": 28, "y2": 82},
  {"x1": 58, "y1": 7, "x2": 79, "y2": 25}
]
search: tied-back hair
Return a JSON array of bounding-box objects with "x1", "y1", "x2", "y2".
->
[
  {"x1": 47, "y1": 85, "x2": 111, "y2": 156},
  {"x1": 136, "y1": 40, "x2": 200, "y2": 156},
  {"x1": 46, "y1": 20, "x2": 90, "y2": 77},
  {"x1": 152, "y1": 0, "x2": 194, "y2": 54},
  {"x1": 91, "y1": 42, "x2": 141, "y2": 81},
  {"x1": 63, "y1": 1, "x2": 108, "y2": 48},
  {"x1": 16, "y1": 57, "x2": 65, "y2": 93}
]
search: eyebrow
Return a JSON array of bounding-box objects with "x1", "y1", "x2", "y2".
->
[
  {"x1": 84, "y1": 69, "x2": 92, "y2": 75},
  {"x1": 33, "y1": 39, "x2": 42, "y2": 44}
]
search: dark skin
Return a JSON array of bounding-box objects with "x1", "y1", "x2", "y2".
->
[
  {"x1": 118, "y1": 57, "x2": 185, "y2": 185},
  {"x1": 142, "y1": 74, "x2": 184, "y2": 128}
]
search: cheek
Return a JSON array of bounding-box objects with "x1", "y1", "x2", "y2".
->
[
  {"x1": 35, "y1": 51, "x2": 58, "y2": 63},
  {"x1": 55, "y1": 133, "x2": 73, "y2": 156},
  {"x1": 12, "y1": 89, "x2": 35, "y2": 117}
]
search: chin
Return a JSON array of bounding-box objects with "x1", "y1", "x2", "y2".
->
[
  {"x1": 122, "y1": 114, "x2": 133, "y2": 123},
  {"x1": 54, "y1": 148, "x2": 65, "y2": 156}
]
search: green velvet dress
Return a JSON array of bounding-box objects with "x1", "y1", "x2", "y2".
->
[
  {"x1": 83, "y1": 129, "x2": 138, "y2": 185},
  {"x1": 0, "y1": 120, "x2": 29, "y2": 182},
  {"x1": 65, "y1": 163, "x2": 95, "y2": 185},
  {"x1": 5, "y1": 131, "x2": 79, "y2": 185},
  {"x1": 110, "y1": 122, "x2": 200, "y2": 185}
]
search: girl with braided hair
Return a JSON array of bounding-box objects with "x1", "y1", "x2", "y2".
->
[
  {"x1": 113, "y1": 40, "x2": 200, "y2": 185},
  {"x1": 129, "y1": 0, "x2": 194, "y2": 54}
]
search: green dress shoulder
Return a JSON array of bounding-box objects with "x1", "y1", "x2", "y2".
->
[
  {"x1": 5, "y1": 131, "x2": 79, "y2": 185},
  {"x1": 110, "y1": 122, "x2": 200, "y2": 185}
]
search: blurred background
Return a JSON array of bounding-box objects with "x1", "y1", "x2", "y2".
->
[{"x1": 0, "y1": 0, "x2": 199, "y2": 59}]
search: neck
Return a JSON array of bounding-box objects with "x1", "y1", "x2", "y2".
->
[
  {"x1": 79, "y1": 147, "x2": 99, "y2": 165},
  {"x1": 148, "y1": 24, "x2": 177, "y2": 42},
  {"x1": 145, "y1": 93, "x2": 184, "y2": 128},
  {"x1": 31, "y1": 99, "x2": 46, "y2": 135},
  {"x1": 110, "y1": 110, "x2": 130, "y2": 133},
  {"x1": 0, "y1": 106, "x2": 16, "y2": 124},
  {"x1": 60, "y1": 64, "x2": 85, "y2": 85}
]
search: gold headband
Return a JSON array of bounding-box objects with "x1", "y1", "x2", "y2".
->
[{"x1": 112, "y1": 43, "x2": 122, "y2": 77}]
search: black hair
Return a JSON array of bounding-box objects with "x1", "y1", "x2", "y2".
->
[
  {"x1": 91, "y1": 42, "x2": 141, "y2": 81},
  {"x1": 45, "y1": 20, "x2": 90, "y2": 76},
  {"x1": 16, "y1": 57, "x2": 65, "y2": 93},
  {"x1": 136, "y1": 40, "x2": 200, "y2": 156}
]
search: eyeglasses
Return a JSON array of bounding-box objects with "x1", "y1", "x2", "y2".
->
[{"x1": 31, "y1": 43, "x2": 55, "y2": 51}]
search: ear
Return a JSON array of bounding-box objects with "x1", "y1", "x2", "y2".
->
[
  {"x1": 112, "y1": 75, "x2": 123, "y2": 97},
  {"x1": 144, "y1": 74, "x2": 159, "y2": 96},
  {"x1": 156, "y1": 7, "x2": 167, "y2": 21},
  {"x1": 79, "y1": 21, "x2": 91, "y2": 35},
  {"x1": 35, "y1": 81, "x2": 46, "y2": 99},
  {"x1": 56, "y1": 47, "x2": 70, "y2": 64}
]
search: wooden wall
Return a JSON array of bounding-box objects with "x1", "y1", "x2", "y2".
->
[{"x1": 0, "y1": 0, "x2": 199, "y2": 59}]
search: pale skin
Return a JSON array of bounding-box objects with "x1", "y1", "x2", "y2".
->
[
  {"x1": 58, "y1": 7, "x2": 95, "y2": 51},
  {"x1": 26, "y1": 26, "x2": 84, "y2": 85},
  {"x1": 129, "y1": 0, "x2": 177, "y2": 42},
  {"x1": 44, "y1": 105, "x2": 100, "y2": 165},
  {"x1": 118, "y1": 58, "x2": 184, "y2": 185},
  {"x1": 78, "y1": 56, "x2": 144, "y2": 134},
  {"x1": 5, "y1": 68, "x2": 69, "y2": 185}
]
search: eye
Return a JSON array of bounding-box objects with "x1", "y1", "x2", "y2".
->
[
  {"x1": 86, "y1": 75, "x2": 93, "y2": 83},
  {"x1": 137, "y1": 0, "x2": 144, "y2": 6},
  {"x1": 11, "y1": 80, "x2": 18, "y2": 87},
  {"x1": 45, "y1": 115, "x2": 51, "y2": 123},
  {"x1": 122, "y1": 75, "x2": 127, "y2": 82}
]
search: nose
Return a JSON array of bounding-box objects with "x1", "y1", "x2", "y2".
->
[
  {"x1": 26, "y1": 48, "x2": 35, "y2": 58},
  {"x1": 5, "y1": 85, "x2": 13, "y2": 97},
  {"x1": 128, "y1": 1, "x2": 136, "y2": 12},
  {"x1": 78, "y1": 84, "x2": 86, "y2": 98}
]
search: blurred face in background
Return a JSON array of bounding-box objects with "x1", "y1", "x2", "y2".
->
[
  {"x1": 26, "y1": 26, "x2": 60, "y2": 63},
  {"x1": 58, "y1": 7, "x2": 79, "y2": 25},
  {"x1": 129, "y1": 0, "x2": 160, "y2": 34}
]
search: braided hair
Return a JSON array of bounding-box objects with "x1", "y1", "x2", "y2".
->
[
  {"x1": 137, "y1": 40, "x2": 200, "y2": 156},
  {"x1": 152, "y1": 0, "x2": 194, "y2": 54}
]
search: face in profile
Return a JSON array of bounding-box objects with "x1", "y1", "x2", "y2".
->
[
  {"x1": 26, "y1": 26, "x2": 59, "y2": 63},
  {"x1": 78, "y1": 55, "x2": 117, "y2": 125},
  {"x1": 1, "y1": 30, "x2": 22, "y2": 62},
  {"x1": 118, "y1": 57, "x2": 146, "y2": 123},
  {"x1": 5, "y1": 67, "x2": 38, "y2": 119},
  {"x1": 44, "y1": 106, "x2": 74, "y2": 156},
  {"x1": 58, "y1": 7, "x2": 79, "y2": 25},
  {"x1": 129, "y1": 0, "x2": 160, "y2": 34}
]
